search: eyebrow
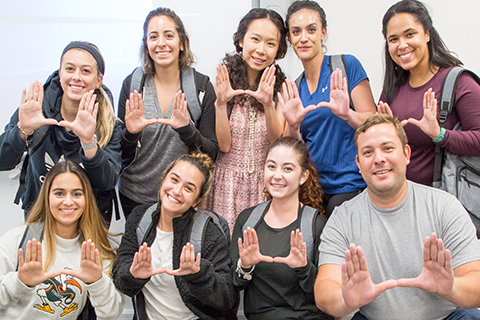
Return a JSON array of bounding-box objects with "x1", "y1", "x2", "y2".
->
[
  {"x1": 63, "y1": 62, "x2": 94, "y2": 69},
  {"x1": 387, "y1": 27, "x2": 416, "y2": 39},
  {"x1": 266, "y1": 159, "x2": 296, "y2": 167},
  {"x1": 170, "y1": 172, "x2": 197, "y2": 190},
  {"x1": 249, "y1": 32, "x2": 278, "y2": 42},
  {"x1": 51, "y1": 188, "x2": 84, "y2": 192}
]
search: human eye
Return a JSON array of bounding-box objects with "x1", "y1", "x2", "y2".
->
[
  {"x1": 73, "y1": 191, "x2": 84, "y2": 197},
  {"x1": 388, "y1": 37, "x2": 397, "y2": 43},
  {"x1": 82, "y1": 68, "x2": 91, "y2": 74},
  {"x1": 284, "y1": 166, "x2": 293, "y2": 172},
  {"x1": 309, "y1": 27, "x2": 316, "y2": 33},
  {"x1": 363, "y1": 150, "x2": 372, "y2": 156},
  {"x1": 166, "y1": 33, "x2": 174, "y2": 39},
  {"x1": 268, "y1": 42, "x2": 276, "y2": 47},
  {"x1": 149, "y1": 34, "x2": 157, "y2": 40},
  {"x1": 267, "y1": 163, "x2": 276, "y2": 170},
  {"x1": 185, "y1": 186, "x2": 193, "y2": 193},
  {"x1": 171, "y1": 176, "x2": 178, "y2": 183},
  {"x1": 53, "y1": 191, "x2": 64, "y2": 197}
]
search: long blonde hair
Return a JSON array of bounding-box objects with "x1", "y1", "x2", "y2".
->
[{"x1": 26, "y1": 160, "x2": 115, "y2": 272}]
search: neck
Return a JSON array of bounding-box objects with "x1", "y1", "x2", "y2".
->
[
  {"x1": 247, "y1": 66, "x2": 260, "y2": 87},
  {"x1": 368, "y1": 180, "x2": 409, "y2": 209},
  {"x1": 55, "y1": 223, "x2": 79, "y2": 239},
  {"x1": 302, "y1": 51, "x2": 324, "y2": 87},
  {"x1": 60, "y1": 97, "x2": 79, "y2": 122},
  {"x1": 265, "y1": 194, "x2": 300, "y2": 228},
  {"x1": 158, "y1": 207, "x2": 183, "y2": 232},
  {"x1": 408, "y1": 61, "x2": 438, "y2": 87},
  {"x1": 154, "y1": 64, "x2": 181, "y2": 85}
]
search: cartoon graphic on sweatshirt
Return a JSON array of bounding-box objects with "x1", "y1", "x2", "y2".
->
[{"x1": 34, "y1": 272, "x2": 82, "y2": 317}]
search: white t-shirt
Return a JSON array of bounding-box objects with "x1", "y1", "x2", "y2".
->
[{"x1": 143, "y1": 227, "x2": 197, "y2": 320}]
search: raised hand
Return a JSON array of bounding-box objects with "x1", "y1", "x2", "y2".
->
[
  {"x1": 62, "y1": 239, "x2": 103, "y2": 284},
  {"x1": 342, "y1": 244, "x2": 397, "y2": 309},
  {"x1": 157, "y1": 91, "x2": 190, "y2": 129},
  {"x1": 273, "y1": 229, "x2": 307, "y2": 268},
  {"x1": 397, "y1": 233, "x2": 454, "y2": 295},
  {"x1": 129, "y1": 243, "x2": 166, "y2": 279},
  {"x1": 238, "y1": 228, "x2": 273, "y2": 269},
  {"x1": 401, "y1": 89, "x2": 442, "y2": 139},
  {"x1": 279, "y1": 79, "x2": 320, "y2": 131},
  {"x1": 166, "y1": 243, "x2": 201, "y2": 276},
  {"x1": 125, "y1": 90, "x2": 158, "y2": 134},
  {"x1": 17, "y1": 238, "x2": 62, "y2": 287},
  {"x1": 17, "y1": 80, "x2": 58, "y2": 136},
  {"x1": 58, "y1": 90, "x2": 98, "y2": 144},
  {"x1": 317, "y1": 69, "x2": 350, "y2": 121},
  {"x1": 245, "y1": 65, "x2": 276, "y2": 109},
  {"x1": 377, "y1": 101, "x2": 394, "y2": 117},
  {"x1": 215, "y1": 64, "x2": 244, "y2": 107}
]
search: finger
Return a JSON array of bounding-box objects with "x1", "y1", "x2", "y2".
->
[
  {"x1": 444, "y1": 249, "x2": 453, "y2": 273},
  {"x1": 146, "y1": 246, "x2": 152, "y2": 264},
  {"x1": 351, "y1": 244, "x2": 360, "y2": 272},
  {"x1": 31, "y1": 238, "x2": 38, "y2": 262},
  {"x1": 132, "y1": 251, "x2": 139, "y2": 266},
  {"x1": 21, "y1": 87, "x2": 27, "y2": 105},
  {"x1": 423, "y1": 235, "x2": 431, "y2": 263},
  {"x1": 195, "y1": 252, "x2": 201, "y2": 266},
  {"x1": 290, "y1": 230, "x2": 296, "y2": 249},
  {"x1": 357, "y1": 246, "x2": 368, "y2": 271},
  {"x1": 94, "y1": 248, "x2": 100, "y2": 266},
  {"x1": 400, "y1": 119, "x2": 409, "y2": 127},
  {"x1": 81, "y1": 241, "x2": 88, "y2": 261},
  {"x1": 397, "y1": 276, "x2": 420, "y2": 288},
  {"x1": 341, "y1": 261, "x2": 349, "y2": 285},
  {"x1": 376, "y1": 279, "x2": 398, "y2": 292},
  {"x1": 259, "y1": 254, "x2": 274, "y2": 263},
  {"x1": 430, "y1": 95, "x2": 438, "y2": 117},
  {"x1": 89, "y1": 240, "x2": 96, "y2": 262},
  {"x1": 152, "y1": 267, "x2": 167, "y2": 275},
  {"x1": 57, "y1": 120, "x2": 73, "y2": 131},
  {"x1": 165, "y1": 268, "x2": 180, "y2": 276},
  {"x1": 342, "y1": 77, "x2": 348, "y2": 94},
  {"x1": 437, "y1": 238, "x2": 446, "y2": 267},
  {"x1": 237, "y1": 237, "x2": 244, "y2": 254},
  {"x1": 250, "y1": 228, "x2": 259, "y2": 245},
  {"x1": 37, "y1": 81, "x2": 44, "y2": 103},
  {"x1": 18, "y1": 248, "x2": 24, "y2": 267},
  {"x1": 157, "y1": 118, "x2": 172, "y2": 126},
  {"x1": 27, "y1": 82, "x2": 34, "y2": 101},
  {"x1": 92, "y1": 102, "x2": 99, "y2": 121},
  {"x1": 45, "y1": 270, "x2": 64, "y2": 279},
  {"x1": 125, "y1": 99, "x2": 131, "y2": 115},
  {"x1": 344, "y1": 248, "x2": 354, "y2": 278},
  {"x1": 79, "y1": 91, "x2": 88, "y2": 111},
  {"x1": 243, "y1": 229, "x2": 250, "y2": 247},
  {"x1": 430, "y1": 232, "x2": 438, "y2": 262}
]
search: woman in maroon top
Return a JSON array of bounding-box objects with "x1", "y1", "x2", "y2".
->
[{"x1": 378, "y1": 0, "x2": 480, "y2": 186}]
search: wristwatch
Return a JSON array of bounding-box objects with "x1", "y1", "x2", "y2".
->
[
  {"x1": 81, "y1": 134, "x2": 98, "y2": 150},
  {"x1": 236, "y1": 258, "x2": 255, "y2": 280}
]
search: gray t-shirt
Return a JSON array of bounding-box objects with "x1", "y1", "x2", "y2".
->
[{"x1": 319, "y1": 181, "x2": 480, "y2": 320}]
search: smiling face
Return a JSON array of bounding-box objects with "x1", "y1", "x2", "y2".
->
[
  {"x1": 59, "y1": 49, "x2": 102, "y2": 105},
  {"x1": 386, "y1": 13, "x2": 430, "y2": 75},
  {"x1": 356, "y1": 123, "x2": 411, "y2": 207},
  {"x1": 239, "y1": 18, "x2": 280, "y2": 82},
  {"x1": 264, "y1": 145, "x2": 308, "y2": 202},
  {"x1": 147, "y1": 15, "x2": 183, "y2": 71},
  {"x1": 49, "y1": 172, "x2": 85, "y2": 238},
  {"x1": 159, "y1": 161, "x2": 204, "y2": 217},
  {"x1": 288, "y1": 8, "x2": 326, "y2": 63}
]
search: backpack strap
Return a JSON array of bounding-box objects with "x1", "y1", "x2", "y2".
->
[
  {"x1": 242, "y1": 201, "x2": 271, "y2": 232},
  {"x1": 329, "y1": 54, "x2": 355, "y2": 111},
  {"x1": 300, "y1": 206, "x2": 317, "y2": 263},
  {"x1": 17, "y1": 222, "x2": 44, "y2": 270},
  {"x1": 136, "y1": 204, "x2": 157, "y2": 248},
  {"x1": 433, "y1": 67, "x2": 480, "y2": 186},
  {"x1": 181, "y1": 67, "x2": 202, "y2": 125},
  {"x1": 130, "y1": 67, "x2": 145, "y2": 95},
  {"x1": 190, "y1": 210, "x2": 229, "y2": 256},
  {"x1": 294, "y1": 71, "x2": 305, "y2": 91}
]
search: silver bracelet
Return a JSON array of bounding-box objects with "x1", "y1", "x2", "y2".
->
[
  {"x1": 81, "y1": 134, "x2": 98, "y2": 150},
  {"x1": 235, "y1": 258, "x2": 255, "y2": 280}
]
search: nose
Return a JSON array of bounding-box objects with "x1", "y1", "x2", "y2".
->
[
  {"x1": 63, "y1": 194, "x2": 74, "y2": 206},
  {"x1": 255, "y1": 42, "x2": 266, "y2": 55},
  {"x1": 300, "y1": 30, "x2": 308, "y2": 42},
  {"x1": 273, "y1": 168, "x2": 283, "y2": 180},
  {"x1": 373, "y1": 150, "x2": 386, "y2": 165},
  {"x1": 171, "y1": 183, "x2": 182, "y2": 195},
  {"x1": 399, "y1": 37, "x2": 408, "y2": 50},
  {"x1": 157, "y1": 35, "x2": 166, "y2": 47},
  {"x1": 72, "y1": 69, "x2": 81, "y2": 81}
]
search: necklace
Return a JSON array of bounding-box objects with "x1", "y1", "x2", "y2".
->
[{"x1": 247, "y1": 105, "x2": 257, "y2": 174}]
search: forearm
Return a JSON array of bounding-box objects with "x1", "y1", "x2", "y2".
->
[
  {"x1": 87, "y1": 273, "x2": 125, "y2": 320},
  {"x1": 264, "y1": 101, "x2": 284, "y2": 143},
  {"x1": 343, "y1": 109, "x2": 375, "y2": 130},
  {"x1": 315, "y1": 277, "x2": 357, "y2": 317},
  {"x1": 442, "y1": 272, "x2": 480, "y2": 308},
  {"x1": 215, "y1": 102, "x2": 232, "y2": 152},
  {"x1": 283, "y1": 122, "x2": 302, "y2": 140},
  {"x1": 175, "y1": 124, "x2": 218, "y2": 160}
]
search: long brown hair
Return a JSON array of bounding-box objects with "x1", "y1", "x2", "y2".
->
[
  {"x1": 26, "y1": 160, "x2": 115, "y2": 272},
  {"x1": 264, "y1": 137, "x2": 324, "y2": 214}
]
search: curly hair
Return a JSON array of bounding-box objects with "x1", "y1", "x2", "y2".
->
[
  {"x1": 225, "y1": 8, "x2": 287, "y2": 112},
  {"x1": 264, "y1": 137, "x2": 324, "y2": 215}
]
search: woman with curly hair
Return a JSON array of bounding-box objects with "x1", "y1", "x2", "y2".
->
[
  {"x1": 230, "y1": 136, "x2": 333, "y2": 320},
  {"x1": 0, "y1": 160, "x2": 124, "y2": 319},
  {"x1": 207, "y1": 8, "x2": 288, "y2": 234}
]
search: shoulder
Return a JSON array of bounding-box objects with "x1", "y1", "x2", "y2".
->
[
  {"x1": 125, "y1": 204, "x2": 157, "y2": 231},
  {"x1": 0, "y1": 225, "x2": 29, "y2": 252}
]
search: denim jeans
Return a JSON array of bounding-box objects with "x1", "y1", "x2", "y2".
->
[{"x1": 351, "y1": 308, "x2": 480, "y2": 320}]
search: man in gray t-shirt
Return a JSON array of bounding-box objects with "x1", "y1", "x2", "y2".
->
[{"x1": 315, "y1": 114, "x2": 480, "y2": 320}]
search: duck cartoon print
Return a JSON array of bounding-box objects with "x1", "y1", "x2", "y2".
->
[{"x1": 34, "y1": 272, "x2": 83, "y2": 317}]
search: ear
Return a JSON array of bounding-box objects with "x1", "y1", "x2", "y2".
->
[
  {"x1": 239, "y1": 39, "x2": 243, "y2": 49},
  {"x1": 321, "y1": 27, "x2": 327, "y2": 41},
  {"x1": 356, "y1": 154, "x2": 362, "y2": 174},
  {"x1": 404, "y1": 144, "x2": 411, "y2": 166},
  {"x1": 192, "y1": 197, "x2": 202, "y2": 208},
  {"x1": 180, "y1": 41, "x2": 184, "y2": 52},
  {"x1": 426, "y1": 30, "x2": 430, "y2": 43},
  {"x1": 300, "y1": 169, "x2": 309, "y2": 186},
  {"x1": 287, "y1": 32, "x2": 292, "y2": 43},
  {"x1": 97, "y1": 74, "x2": 104, "y2": 89},
  {"x1": 58, "y1": 69, "x2": 62, "y2": 81}
]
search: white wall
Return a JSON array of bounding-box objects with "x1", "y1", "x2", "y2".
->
[{"x1": 1, "y1": 0, "x2": 480, "y2": 237}]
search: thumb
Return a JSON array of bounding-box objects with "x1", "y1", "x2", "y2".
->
[{"x1": 57, "y1": 120, "x2": 73, "y2": 131}]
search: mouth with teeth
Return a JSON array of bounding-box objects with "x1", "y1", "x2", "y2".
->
[
  {"x1": 69, "y1": 85, "x2": 85, "y2": 92},
  {"x1": 156, "y1": 51, "x2": 171, "y2": 57},
  {"x1": 374, "y1": 169, "x2": 391, "y2": 176},
  {"x1": 270, "y1": 183, "x2": 286, "y2": 189},
  {"x1": 399, "y1": 51, "x2": 413, "y2": 61},
  {"x1": 167, "y1": 194, "x2": 182, "y2": 204},
  {"x1": 252, "y1": 56, "x2": 266, "y2": 65},
  {"x1": 60, "y1": 209, "x2": 76, "y2": 214}
]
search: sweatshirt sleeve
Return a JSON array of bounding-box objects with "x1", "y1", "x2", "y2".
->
[
  {"x1": 174, "y1": 74, "x2": 219, "y2": 160},
  {"x1": 86, "y1": 259, "x2": 125, "y2": 320},
  {"x1": 0, "y1": 226, "x2": 34, "y2": 308},
  {"x1": 180, "y1": 220, "x2": 237, "y2": 311},
  {"x1": 80, "y1": 120, "x2": 122, "y2": 192},
  {"x1": 112, "y1": 207, "x2": 151, "y2": 297},
  {"x1": 0, "y1": 109, "x2": 27, "y2": 171}
]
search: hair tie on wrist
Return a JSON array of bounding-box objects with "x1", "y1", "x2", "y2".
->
[{"x1": 432, "y1": 127, "x2": 446, "y2": 143}]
